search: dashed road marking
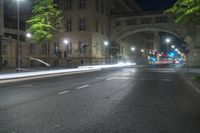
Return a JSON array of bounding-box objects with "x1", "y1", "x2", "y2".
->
[
  {"x1": 117, "y1": 77, "x2": 134, "y2": 80},
  {"x1": 58, "y1": 90, "x2": 69, "y2": 95},
  {"x1": 18, "y1": 84, "x2": 33, "y2": 88},
  {"x1": 122, "y1": 73, "x2": 130, "y2": 76},
  {"x1": 76, "y1": 85, "x2": 90, "y2": 90},
  {"x1": 106, "y1": 77, "x2": 117, "y2": 81}
]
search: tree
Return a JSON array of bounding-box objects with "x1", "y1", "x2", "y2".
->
[
  {"x1": 166, "y1": 0, "x2": 200, "y2": 25},
  {"x1": 26, "y1": 0, "x2": 63, "y2": 44}
]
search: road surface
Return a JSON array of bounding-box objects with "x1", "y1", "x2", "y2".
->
[{"x1": 0, "y1": 67, "x2": 200, "y2": 133}]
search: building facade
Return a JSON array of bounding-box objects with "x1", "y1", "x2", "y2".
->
[{"x1": 0, "y1": 0, "x2": 141, "y2": 68}]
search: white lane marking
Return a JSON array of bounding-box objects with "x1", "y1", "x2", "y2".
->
[
  {"x1": 106, "y1": 77, "x2": 117, "y2": 81},
  {"x1": 186, "y1": 80, "x2": 200, "y2": 94},
  {"x1": 117, "y1": 77, "x2": 134, "y2": 80},
  {"x1": 76, "y1": 85, "x2": 89, "y2": 90},
  {"x1": 18, "y1": 84, "x2": 33, "y2": 88},
  {"x1": 181, "y1": 75, "x2": 200, "y2": 94},
  {"x1": 58, "y1": 90, "x2": 69, "y2": 95},
  {"x1": 160, "y1": 79, "x2": 172, "y2": 82},
  {"x1": 122, "y1": 73, "x2": 130, "y2": 76},
  {"x1": 110, "y1": 73, "x2": 121, "y2": 76}
]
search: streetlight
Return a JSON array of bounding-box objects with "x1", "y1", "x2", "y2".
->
[
  {"x1": 104, "y1": 41, "x2": 108, "y2": 46},
  {"x1": 131, "y1": 47, "x2": 135, "y2": 62},
  {"x1": 26, "y1": 33, "x2": 32, "y2": 38},
  {"x1": 63, "y1": 39, "x2": 69, "y2": 59},
  {"x1": 104, "y1": 41, "x2": 109, "y2": 63},
  {"x1": 165, "y1": 38, "x2": 171, "y2": 54},
  {"x1": 131, "y1": 47, "x2": 135, "y2": 51},
  {"x1": 63, "y1": 39, "x2": 69, "y2": 45},
  {"x1": 16, "y1": 0, "x2": 24, "y2": 72},
  {"x1": 165, "y1": 38, "x2": 171, "y2": 43},
  {"x1": 171, "y1": 45, "x2": 175, "y2": 49}
]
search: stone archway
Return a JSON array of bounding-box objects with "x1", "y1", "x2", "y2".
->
[
  {"x1": 109, "y1": 23, "x2": 195, "y2": 65},
  {"x1": 111, "y1": 23, "x2": 192, "y2": 46}
]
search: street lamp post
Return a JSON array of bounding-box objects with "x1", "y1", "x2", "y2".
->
[
  {"x1": 165, "y1": 38, "x2": 171, "y2": 54},
  {"x1": 0, "y1": 36, "x2": 3, "y2": 69},
  {"x1": 63, "y1": 39, "x2": 69, "y2": 66},
  {"x1": 104, "y1": 41, "x2": 109, "y2": 63},
  {"x1": 131, "y1": 47, "x2": 135, "y2": 62},
  {"x1": 16, "y1": 0, "x2": 23, "y2": 72}
]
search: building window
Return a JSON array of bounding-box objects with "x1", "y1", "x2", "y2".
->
[
  {"x1": 96, "y1": 42, "x2": 99, "y2": 53},
  {"x1": 141, "y1": 17, "x2": 152, "y2": 24},
  {"x1": 54, "y1": 42, "x2": 59, "y2": 55},
  {"x1": 41, "y1": 43, "x2": 47, "y2": 55},
  {"x1": 65, "y1": 42, "x2": 72, "y2": 56},
  {"x1": 126, "y1": 19, "x2": 137, "y2": 25},
  {"x1": 65, "y1": 0, "x2": 72, "y2": 10},
  {"x1": 79, "y1": 41, "x2": 87, "y2": 54},
  {"x1": 101, "y1": 1, "x2": 104, "y2": 14},
  {"x1": 54, "y1": 0, "x2": 59, "y2": 5},
  {"x1": 4, "y1": 60, "x2": 8, "y2": 66},
  {"x1": 66, "y1": 18, "x2": 72, "y2": 31},
  {"x1": 95, "y1": 0, "x2": 99, "y2": 11},
  {"x1": 115, "y1": 21, "x2": 121, "y2": 26},
  {"x1": 106, "y1": 8, "x2": 110, "y2": 16},
  {"x1": 2, "y1": 44, "x2": 8, "y2": 55},
  {"x1": 121, "y1": 46, "x2": 123, "y2": 54},
  {"x1": 79, "y1": 17, "x2": 86, "y2": 31},
  {"x1": 105, "y1": 24, "x2": 108, "y2": 35},
  {"x1": 29, "y1": 43, "x2": 35, "y2": 55},
  {"x1": 79, "y1": 0, "x2": 86, "y2": 9},
  {"x1": 101, "y1": 23, "x2": 104, "y2": 34},
  {"x1": 95, "y1": 20, "x2": 99, "y2": 32},
  {"x1": 155, "y1": 16, "x2": 167, "y2": 23}
]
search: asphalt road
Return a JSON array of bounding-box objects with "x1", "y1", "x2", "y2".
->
[{"x1": 0, "y1": 67, "x2": 200, "y2": 133}]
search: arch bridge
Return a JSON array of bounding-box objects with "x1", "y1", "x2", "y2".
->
[{"x1": 109, "y1": 11, "x2": 200, "y2": 66}]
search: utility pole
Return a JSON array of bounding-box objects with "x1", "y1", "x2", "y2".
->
[
  {"x1": 16, "y1": 0, "x2": 20, "y2": 72},
  {"x1": 0, "y1": 0, "x2": 4, "y2": 70}
]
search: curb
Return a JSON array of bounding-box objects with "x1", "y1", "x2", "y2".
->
[{"x1": 179, "y1": 72, "x2": 200, "y2": 94}]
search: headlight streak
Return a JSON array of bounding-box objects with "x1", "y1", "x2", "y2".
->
[{"x1": 0, "y1": 63, "x2": 136, "y2": 80}]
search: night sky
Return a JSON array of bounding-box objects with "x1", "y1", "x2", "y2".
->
[{"x1": 135, "y1": 0, "x2": 177, "y2": 11}]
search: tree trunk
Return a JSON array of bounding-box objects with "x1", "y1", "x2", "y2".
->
[
  {"x1": 47, "y1": 41, "x2": 50, "y2": 65},
  {"x1": 0, "y1": 36, "x2": 2, "y2": 69}
]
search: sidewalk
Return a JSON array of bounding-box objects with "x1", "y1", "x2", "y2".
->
[{"x1": 175, "y1": 64, "x2": 200, "y2": 93}]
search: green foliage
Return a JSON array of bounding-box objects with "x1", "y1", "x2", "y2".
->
[
  {"x1": 26, "y1": 0, "x2": 63, "y2": 44},
  {"x1": 166, "y1": 0, "x2": 200, "y2": 25},
  {"x1": 192, "y1": 75, "x2": 200, "y2": 81}
]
